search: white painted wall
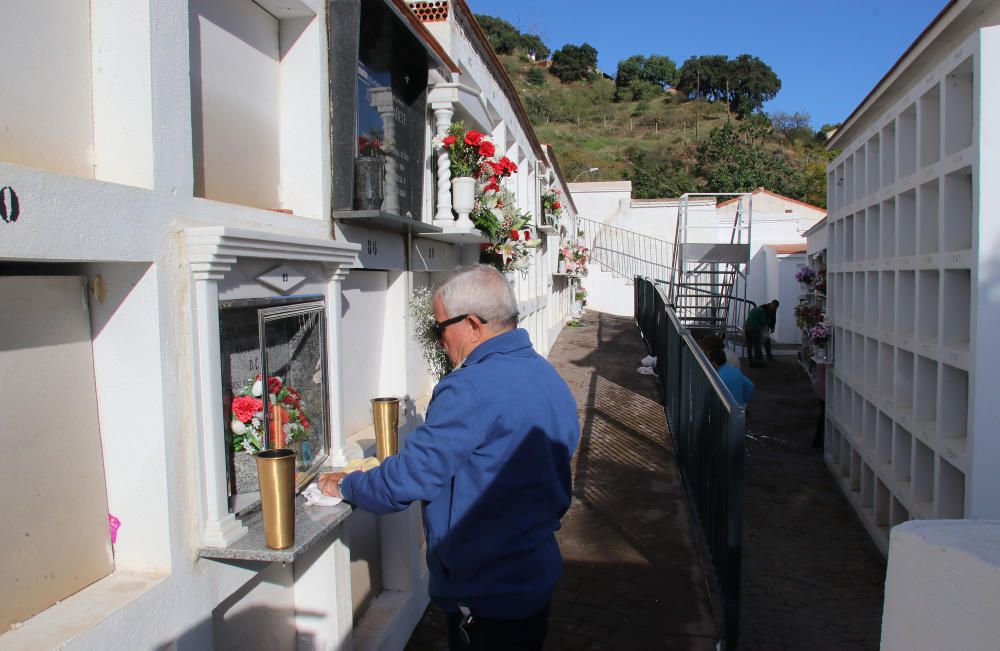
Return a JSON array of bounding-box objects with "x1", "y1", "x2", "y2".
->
[
  {"x1": 1, "y1": 0, "x2": 94, "y2": 178},
  {"x1": 881, "y1": 520, "x2": 1000, "y2": 650}
]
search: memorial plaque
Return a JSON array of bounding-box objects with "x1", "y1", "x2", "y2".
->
[
  {"x1": 219, "y1": 297, "x2": 330, "y2": 509},
  {"x1": 355, "y1": 0, "x2": 428, "y2": 218}
]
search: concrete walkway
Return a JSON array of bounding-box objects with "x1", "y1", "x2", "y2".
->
[
  {"x1": 405, "y1": 312, "x2": 718, "y2": 650},
  {"x1": 404, "y1": 313, "x2": 887, "y2": 650},
  {"x1": 739, "y1": 358, "x2": 886, "y2": 650}
]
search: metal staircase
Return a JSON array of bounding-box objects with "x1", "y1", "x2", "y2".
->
[{"x1": 667, "y1": 193, "x2": 752, "y2": 340}]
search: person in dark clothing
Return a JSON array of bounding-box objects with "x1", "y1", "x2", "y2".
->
[
  {"x1": 744, "y1": 305, "x2": 768, "y2": 367},
  {"x1": 764, "y1": 299, "x2": 780, "y2": 362}
]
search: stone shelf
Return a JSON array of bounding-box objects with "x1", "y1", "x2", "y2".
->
[
  {"x1": 421, "y1": 230, "x2": 490, "y2": 244},
  {"x1": 335, "y1": 210, "x2": 442, "y2": 235},
  {"x1": 199, "y1": 494, "x2": 352, "y2": 564}
]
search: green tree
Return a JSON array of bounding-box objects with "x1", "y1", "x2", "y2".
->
[
  {"x1": 550, "y1": 43, "x2": 598, "y2": 83},
  {"x1": 475, "y1": 14, "x2": 549, "y2": 59},
  {"x1": 643, "y1": 54, "x2": 678, "y2": 88},
  {"x1": 696, "y1": 121, "x2": 802, "y2": 195},
  {"x1": 526, "y1": 67, "x2": 547, "y2": 86},
  {"x1": 623, "y1": 147, "x2": 700, "y2": 198},
  {"x1": 676, "y1": 54, "x2": 781, "y2": 117}
]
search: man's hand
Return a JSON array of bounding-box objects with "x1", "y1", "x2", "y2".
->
[{"x1": 318, "y1": 472, "x2": 349, "y2": 497}]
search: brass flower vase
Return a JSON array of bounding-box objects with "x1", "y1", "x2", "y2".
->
[
  {"x1": 371, "y1": 397, "x2": 400, "y2": 461},
  {"x1": 255, "y1": 448, "x2": 296, "y2": 549}
]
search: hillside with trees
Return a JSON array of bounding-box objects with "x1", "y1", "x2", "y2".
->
[{"x1": 477, "y1": 14, "x2": 837, "y2": 207}]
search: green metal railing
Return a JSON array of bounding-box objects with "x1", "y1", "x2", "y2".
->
[{"x1": 635, "y1": 276, "x2": 745, "y2": 649}]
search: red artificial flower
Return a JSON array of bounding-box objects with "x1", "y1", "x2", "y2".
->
[
  {"x1": 281, "y1": 393, "x2": 300, "y2": 406},
  {"x1": 497, "y1": 156, "x2": 517, "y2": 175},
  {"x1": 464, "y1": 130, "x2": 484, "y2": 146},
  {"x1": 480, "y1": 243, "x2": 491, "y2": 251},
  {"x1": 510, "y1": 229, "x2": 520, "y2": 240},
  {"x1": 442, "y1": 135, "x2": 456, "y2": 147},
  {"x1": 478, "y1": 141, "x2": 495, "y2": 157},
  {"x1": 267, "y1": 376, "x2": 282, "y2": 394},
  {"x1": 484, "y1": 176, "x2": 501, "y2": 194},
  {"x1": 300, "y1": 415, "x2": 311, "y2": 430},
  {"x1": 232, "y1": 396, "x2": 263, "y2": 423},
  {"x1": 553, "y1": 201, "x2": 561, "y2": 209}
]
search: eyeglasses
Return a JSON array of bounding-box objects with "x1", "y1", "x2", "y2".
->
[{"x1": 432, "y1": 313, "x2": 488, "y2": 340}]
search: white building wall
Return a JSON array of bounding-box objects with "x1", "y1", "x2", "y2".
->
[
  {"x1": 881, "y1": 520, "x2": 1000, "y2": 651},
  {"x1": 823, "y1": 3, "x2": 1000, "y2": 553},
  {"x1": 0, "y1": 0, "x2": 574, "y2": 648}
]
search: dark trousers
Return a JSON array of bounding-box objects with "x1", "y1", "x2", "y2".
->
[
  {"x1": 746, "y1": 327, "x2": 765, "y2": 365},
  {"x1": 445, "y1": 604, "x2": 550, "y2": 651}
]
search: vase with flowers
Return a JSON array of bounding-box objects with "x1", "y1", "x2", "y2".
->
[
  {"x1": 353, "y1": 131, "x2": 385, "y2": 210},
  {"x1": 432, "y1": 121, "x2": 500, "y2": 231}
]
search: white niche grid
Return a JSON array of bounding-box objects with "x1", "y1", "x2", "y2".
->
[{"x1": 822, "y1": 38, "x2": 981, "y2": 554}]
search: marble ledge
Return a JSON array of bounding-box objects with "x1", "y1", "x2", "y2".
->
[{"x1": 199, "y1": 494, "x2": 353, "y2": 564}]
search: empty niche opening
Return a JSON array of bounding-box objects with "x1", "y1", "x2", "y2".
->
[
  {"x1": 897, "y1": 270, "x2": 915, "y2": 337},
  {"x1": 880, "y1": 198, "x2": 896, "y2": 258},
  {"x1": 898, "y1": 104, "x2": 917, "y2": 179},
  {"x1": 866, "y1": 273, "x2": 879, "y2": 328},
  {"x1": 881, "y1": 122, "x2": 897, "y2": 187},
  {"x1": 865, "y1": 336, "x2": 879, "y2": 386},
  {"x1": 842, "y1": 273, "x2": 854, "y2": 324},
  {"x1": 941, "y1": 270, "x2": 971, "y2": 349},
  {"x1": 893, "y1": 424, "x2": 912, "y2": 483},
  {"x1": 855, "y1": 210, "x2": 868, "y2": 261},
  {"x1": 864, "y1": 400, "x2": 878, "y2": 451},
  {"x1": 879, "y1": 343, "x2": 894, "y2": 399},
  {"x1": 944, "y1": 56, "x2": 973, "y2": 155},
  {"x1": 917, "y1": 270, "x2": 939, "y2": 344},
  {"x1": 890, "y1": 495, "x2": 910, "y2": 527},
  {"x1": 939, "y1": 364, "x2": 969, "y2": 442},
  {"x1": 942, "y1": 167, "x2": 973, "y2": 252},
  {"x1": 867, "y1": 205, "x2": 881, "y2": 262},
  {"x1": 854, "y1": 274, "x2": 865, "y2": 327},
  {"x1": 880, "y1": 272, "x2": 896, "y2": 331},
  {"x1": 894, "y1": 349, "x2": 914, "y2": 411},
  {"x1": 877, "y1": 410, "x2": 893, "y2": 464},
  {"x1": 844, "y1": 214, "x2": 855, "y2": 261},
  {"x1": 846, "y1": 156, "x2": 856, "y2": 206},
  {"x1": 867, "y1": 134, "x2": 880, "y2": 194},
  {"x1": 836, "y1": 163, "x2": 847, "y2": 209},
  {"x1": 898, "y1": 190, "x2": 917, "y2": 257},
  {"x1": 915, "y1": 356, "x2": 938, "y2": 425},
  {"x1": 853, "y1": 332, "x2": 865, "y2": 386},
  {"x1": 918, "y1": 180, "x2": 940, "y2": 255},
  {"x1": 912, "y1": 438, "x2": 934, "y2": 504},
  {"x1": 936, "y1": 458, "x2": 965, "y2": 518},
  {"x1": 850, "y1": 448, "x2": 862, "y2": 491},
  {"x1": 919, "y1": 84, "x2": 941, "y2": 168},
  {"x1": 828, "y1": 170, "x2": 836, "y2": 211},
  {"x1": 861, "y1": 464, "x2": 875, "y2": 508},
  {"x1": 875, "y1": 478, "x2": 891, "y2": 526},
  {"x1": 854, "y1": 150, "x2": 867, "y2": 203},
  {"x1": 840, "y1": 439, "x2": 851, "y2": 478}
]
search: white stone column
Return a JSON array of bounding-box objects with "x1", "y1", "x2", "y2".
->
[
  {"x1": 369, "y1": 87, "x2": 399, "y2": 215},
  {"x1": 192, "y1": 262, "x2": 248, "y2": 547},
  {"x1": 324, "y1": 264, "x2": 351, "y2": 466},
  {"x1": 432, "y1": 101, "x2": 455, "y2": 227}
]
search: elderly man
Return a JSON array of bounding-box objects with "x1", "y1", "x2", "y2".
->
[{"x1": 319, "y1": 265, "x2": 580, "y2": 650}]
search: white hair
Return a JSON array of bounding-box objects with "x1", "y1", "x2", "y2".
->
[{"x1": 432, "y1": 265, "x2": 519, "y2": 329}]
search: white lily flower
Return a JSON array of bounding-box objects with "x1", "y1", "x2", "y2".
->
[
  {"x1": 431, "y1": 135, "x2": 444, "y2": 149},
  {"x1": 251, "y1": 379, "x2": 263, "y2": 397},
  {"x1": 231, "y1": 419, "x2": 247, "y2": 435}
]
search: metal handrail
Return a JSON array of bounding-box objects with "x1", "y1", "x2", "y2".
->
[
  {"x1": 635, "y1": 276, "x2": 745, "y2": 649},
  {"x1": 577, "y1": 215, "x2": 674, "y2": 285}
]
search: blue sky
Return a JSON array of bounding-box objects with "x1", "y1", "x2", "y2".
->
[{"x1": 466, "y1": 0, "x2": 948, "y2": 128}]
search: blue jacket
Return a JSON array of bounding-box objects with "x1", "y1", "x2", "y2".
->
[
  {"x1": 716, "y1": 363, "x2": 754, "y2": 406},
  {"x1": 340, "y1": 329, "x2": 580, "y2": 618}
]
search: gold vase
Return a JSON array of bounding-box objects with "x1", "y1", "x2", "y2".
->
[
  {"x1": 255, "y1": 448, "x2": 296, "y2": 549},
  {"x1": 371, "y1": 397, "x2": 400, "y2": 461}
]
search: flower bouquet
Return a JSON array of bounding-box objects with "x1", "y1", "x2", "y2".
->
[
  {"x1": 793, "y1": 302, "x2": 824, "y2": 329},
  {"x1": 795, "y1": 266, "x2": 817, "y2": 286},
  {"x1": 409, "y1": 286, "x2": 453, "y2": 381},
  {"x1": 231, "y1": 374, "x2": 311, "y2": 453},
  {"x1": 561, "y1": 241, "x2": 590, "y2": 277},
  {"x1": 432, "y1": 121, "x2": 497, "y2": 178},
  {"x1": 475, "y1": 188, "x2": 541, "y2": 275},
  {"x1": 809, "y1": 323, "x2": 831, "y2": 348},
  {"x1": 541, "y1": 188, "x2": 562, "y2": 226}
]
